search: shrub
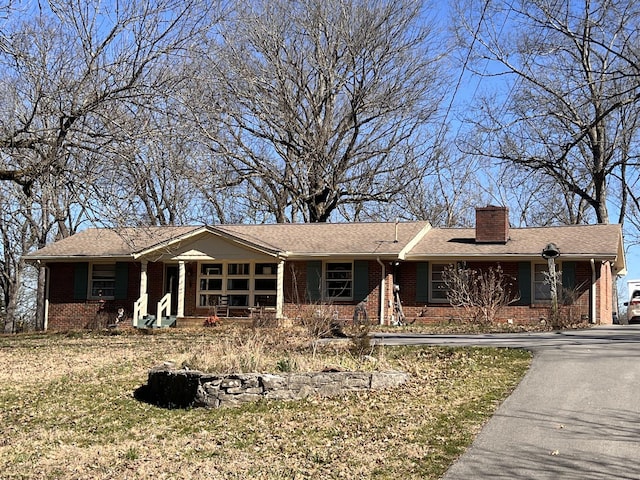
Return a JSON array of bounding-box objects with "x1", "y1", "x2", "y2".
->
[{"x1": 443, "y1": 264, "x2": 520, "y2": 325}]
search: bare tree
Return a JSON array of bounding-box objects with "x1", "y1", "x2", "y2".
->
[
  {"x1": 0, "y1": 0, "x2": 221, "y2": 329},
  {"x1": 193, "y1": 0, "x2": 447, "y2": 223},
  {"x1": 0, "y1": 184, "x2": 40, "y2": 332},
  {"x1": 0, "y1": 190, "x2": 25, "y2": 333},
  {"x1": 454, "y1": 0, "x2": 640, "y2": 235},
  {"x1": 89, "y1": 94, "x2": 207, "y2": 227},
  {"x1": 0, "y1": 0, "x2": 215, "y2": 193}
]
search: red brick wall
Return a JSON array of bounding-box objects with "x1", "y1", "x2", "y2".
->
[
  {"x1": 146, "y1": 262, "x2": 164, "y2": 315},
  {"x1": 45, "y1": 258, "x2": 609, "y2": 329},
  {"x1": 282, "y1": 260, "x2": 384, "y2": 323},
  {"x1": 46, "y1": 262, "x2": 141, "y2": 330},
  {"x1": 398, "y1": 260, "x2": 594, "y2": 325},
  {"x1": 185, "y1": 262, "x2": 199, "y2": 316},
  {"x1": 475, "y1": 206, "x2": 509, "y2": 243},
  {"x1": 597, "y1": 262, "x2": 613, "y2": 325}
]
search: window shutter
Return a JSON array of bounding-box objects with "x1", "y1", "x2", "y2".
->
[
  {"x1": 562, "y1": 261, "x2": 576, "y2": 291},
  {"x1": 114, "y1": 262, "x2": 129, "y2": 300},
  {"x1": 353, "y1": 260, "x2": 369, "y2": 302},
  {"x1": 73, "y1": 263, "x2": 89, "y2": 300},
  {"x1": 306, "y1": 261, "x2": 322, "y2": 302},
  {"x1": 518, "y1": 262, "x2": 532, "y2": 305},
  {"x1": 416, "y1": 262, "x2": 429, "y2": 302}
]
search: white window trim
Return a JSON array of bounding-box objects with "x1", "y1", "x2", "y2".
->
[
  {"x1": 89, "y1": 263, "x2": 116, "y2": 300},
  {"x1": 429, "y1": 263, "x2": 450, "y2": 304},
  {"x1": 197, "y1": 261, "x2": 278, "y2": 308},
  {"x1": 324, "y1": 261, "x2": 354, "y2": 301}
]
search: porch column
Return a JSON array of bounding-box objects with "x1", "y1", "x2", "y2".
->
[
  {"x1": 276, "y1": 260, "x2": 285, "y2": 319},
  {"x1": 139, "y1": 260, "x2": 148, "y2": 296},
  {"x1": 177, "y1": 261, "x2": 186, "y2": 317},
  {"x1": 43, "y1": 265, "x2": 50, "y2": 331}
]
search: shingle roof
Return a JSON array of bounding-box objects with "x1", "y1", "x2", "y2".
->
[
  {"x1": 24, "y1": 226, "x2": 200, "y2": 260},
  {"x1": 408, "y1": 224, "x2": 623, "y2": 259},
  {"x1": 216, "y1": 222, "x2": 430, "y2": 256},
  {"x1": 24, "y1": 222, "x2": 624, "y2": 269}
]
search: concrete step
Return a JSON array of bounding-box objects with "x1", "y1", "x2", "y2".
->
[{"x1": 175, "y1": 316, "x2": 254, "y2": 328}]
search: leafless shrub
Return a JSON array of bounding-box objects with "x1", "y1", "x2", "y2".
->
[
  {"x1": 299, "y1": 304, "x2": 340, "y2": 339},
  {"x1": 251, "y1": 307, "x2": 278, "y2": 329},
  {"x1": 443, "y1": 264, "x2": 520, "y2": 325},
  {"x1": 175, "y1": 327, "x2": 371, "y2": 374},
  {"x1": 349, "y1": 309, "x2": 373, "y2": 357},
  {"x1": 553, "y1": 281, "x2": 588, "y2": 329}
]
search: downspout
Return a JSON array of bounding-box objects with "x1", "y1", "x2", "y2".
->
[
  {"x1": 377, "y1": 257, "x2": 386, "y2": 325},
  {"x1": 590, "y1": 259, "x2": 596, "y2": 324}
]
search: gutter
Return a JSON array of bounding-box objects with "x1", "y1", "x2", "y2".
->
[
  {"x1": 377, "y1": 257, "x2": 386, "y2": 325},
  {"x1": 590, "y1": 259, "x2": 596, "y2": 324},
  {"x1": 24, "y1": 254, "x2": 134, "y2": 263}
]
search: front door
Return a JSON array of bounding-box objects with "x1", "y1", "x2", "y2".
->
[{"x1": 165, "y1": 265, "x2": 179, "y2": 315}]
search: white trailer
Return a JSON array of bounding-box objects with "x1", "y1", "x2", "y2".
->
[
  {"x1": 628, "y1": 280, "x2": 640, "y2": 301},
  {"x1": 626, "y1": 280, "x2": 640, "y2": 324}
]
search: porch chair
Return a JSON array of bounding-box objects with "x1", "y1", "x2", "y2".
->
[{"x1": 215, "y1": 295, "x2": 230, "y2": 317}]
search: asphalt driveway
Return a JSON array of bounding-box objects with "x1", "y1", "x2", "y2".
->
[{"x1": 372, "y1": 325, "x2": 640, "y2": 479}]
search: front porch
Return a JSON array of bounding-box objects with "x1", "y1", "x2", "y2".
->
[
  {"x1": 133, "y1": 254, "x2": 286, "y2": 328},
  {"x1": 131, "y1": 287, "x2": 279, "y2": 329}
]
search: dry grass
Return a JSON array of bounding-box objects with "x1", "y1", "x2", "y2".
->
[{"x1": 0, "y1": 326, "x2": 531, "y2": 479}]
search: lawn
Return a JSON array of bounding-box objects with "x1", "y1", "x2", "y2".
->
[{"x1": 0, "y1": 327, "x2": 531, "y2": 479}]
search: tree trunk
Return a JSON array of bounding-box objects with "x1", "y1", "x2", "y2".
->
[{"x1": 3, "y1": 281, "x2": 17, "y2": 334}]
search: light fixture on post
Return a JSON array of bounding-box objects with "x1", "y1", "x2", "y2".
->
[{"x1": 541, "y1": 243, "x2": 560, "y2": 325}]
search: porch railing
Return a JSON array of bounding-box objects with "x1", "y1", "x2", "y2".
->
[
  {"x1": 133, "y1": 294, "x2": 148, "y2": 328},
  {"x1": 157, "y1": 293, "x2": 172, "y2": 327}
]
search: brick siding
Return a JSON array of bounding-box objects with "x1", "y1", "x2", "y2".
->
[
  {"x1": 46, "y1": 262, "x2": 141, "y2": 330},
  {"x1": 475, "y1": 206, "x2": 509, "y2": 243},
  {"x1": 45, "y1": 258, "x2": 610, "y2": 329}
]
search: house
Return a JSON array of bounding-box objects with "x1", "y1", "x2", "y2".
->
[{"x1": 24, "y1": 206, "x2": 626, "y2": 330}]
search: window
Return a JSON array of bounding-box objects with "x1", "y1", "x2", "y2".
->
[
  {"x1": 534, "y1": 263, "x2": 562, "y2": 302},
  {"x1": 254, "y1": 294, "x2": 276, "y2": 307},
  {"x1": 199, "y1": 263, "x2": 223, "y2": 307},
  {"x1": 203, "y1": 264, "x2": 223, "y2": 275},
  {"x1": 226, "y1": 263, "x2": 250, "y2": 306},
  {"x1": 325, "y1": 262, "x2": 352, "y2": 299},
  {"x1": 229, "y1": 294, "x2": 249, "y2": 306},
  {"x1": 199, "y1": 293, "x2": 224, "y2": 308},
  {"x1": 91, "y1": 264, "x2": 115, "y2": 298},
  {"x1": 227, "y1": 278, "x2": 250, "y2": 290},
  {"x1": 255, "y1": 278, "x2": 277, "y2": 290},
  {"x1": 197, "y1": 262, "x2": 277, "y2": 308},
  {"x1": 430, "y1": 264, "x2": 449, "y2": 302},
  {"x1": 228, "y1": 263, "x2": 250, "y2": 275},
  {"x1": 256, "y1": 263, "x2": 277, "y2": 275},
  {"x1": 254, "y1": 263, "x2": 277, "y2": 307},
  {"x1": 200, "y1": 278, "x2": 222, "y2": 291}
]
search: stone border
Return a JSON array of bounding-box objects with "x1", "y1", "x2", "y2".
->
[{"x1": 142, "y1": 364, "x2": 410, "y2": 409}]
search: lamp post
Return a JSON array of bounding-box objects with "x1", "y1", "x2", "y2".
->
[{"x1": 542, "y1": 243, "x2": 560, "y2": 325}]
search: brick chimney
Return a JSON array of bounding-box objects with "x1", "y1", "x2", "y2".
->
[{"x1": 475, "y1": 206, "x2": 510, "y2": 244}]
